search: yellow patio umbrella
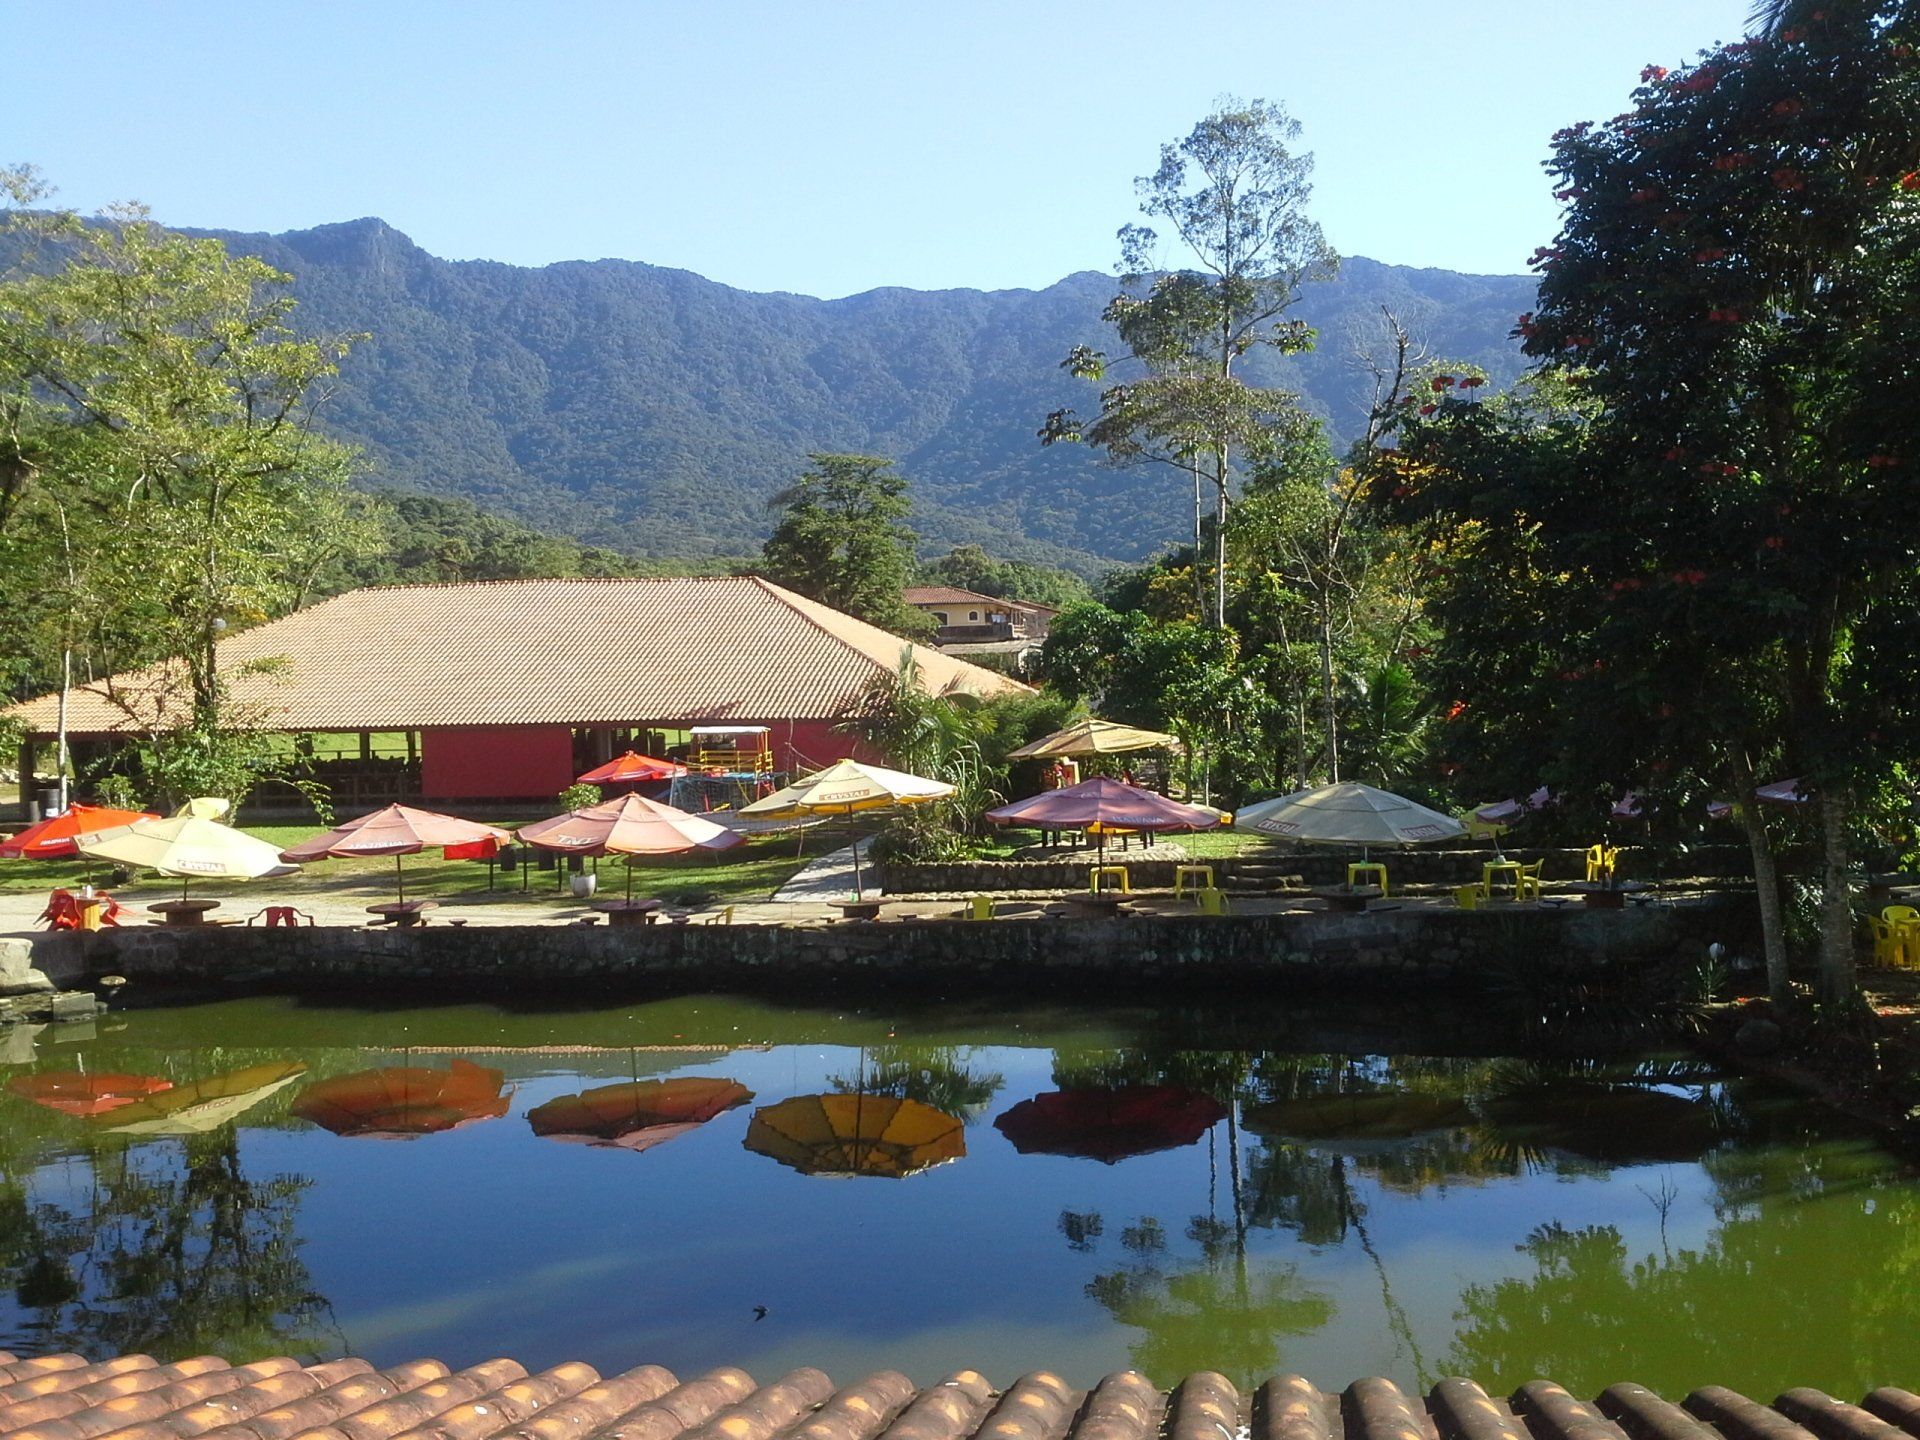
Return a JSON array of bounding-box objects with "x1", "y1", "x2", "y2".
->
[
  {"x1": 738, "y1": 758, "x2": 955, "y2": 899},
  {"x1": 1007, "y1": 718, "x2": 1179, "y2": 760},
  {"x1": 76, "y1": 801, "x2": 295, "y2": 901},
  {"x1": 100, "y1": 1061, "x2": 309, "y2": 1136},
  {"x1": 743, "y1": 1093, "x2": 965, "y2": 1178}
]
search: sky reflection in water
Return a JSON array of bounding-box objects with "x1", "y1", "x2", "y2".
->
[{"x1": 0, "y1": 995, "x2": 1913, "y2": 1396}]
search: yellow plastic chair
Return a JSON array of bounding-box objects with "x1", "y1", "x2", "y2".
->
[
  {"x1": 1868, "y1": 916, "x2": 1907, "y2": 969},
  {"x1": 1090, "y1": 865, "x2": 1131, "y2": 894},
  {"x1": 1886, "y1": 906, "x2": 1920, "y2": 968},
  {"x1": 1174, "y1": 864, "x2": 1216, "y2": 899},
  {"x1": 1453, "y1": 883, "x2": 1484, "y2": 911},
  {"x1": 1584, "y1": 844, "x2": 1618, "y2": 883},
  {"x1": 1197, "y1": 886, "x2": 1228, "y2": 916},
  {"x1": 1347, "y1": 862, "x2": 1389, "y2": 896},
  {"x1": 967, "y1": 895, "x2": 995, "y2": 921},
  {"x1": 1515, "y1": 860, "x2": 1546, "y2": 901}
]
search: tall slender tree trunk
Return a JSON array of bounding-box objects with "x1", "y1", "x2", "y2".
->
[
  {"x1": 1318, "y1": 597, "x2": 1340, "y2": 783},
  {"x1": 1817, "y1": 786, "x2": 1857, "y2": 1003},
  {"x1": 1728, "y1": 753, "x2": 1789, "y2": 1001},
  {"x1": 1213, "y1": 448, "x2": 1229, "y2": 630},
  {"x1": 1191, "y1": 463, "x2": 1206, "y2": 619}
]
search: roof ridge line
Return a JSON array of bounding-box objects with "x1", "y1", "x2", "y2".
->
[{"x1": 750, "y1": 576, "x2": 923, "y2": 669}]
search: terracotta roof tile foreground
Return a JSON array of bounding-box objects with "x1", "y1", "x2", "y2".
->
[
  {"x1": 1, "y1": 1352, "x2": 1916, "y2": 1440},
  {"x1": 7, "y1": 577, "x2": 1030, "y2": 737}
]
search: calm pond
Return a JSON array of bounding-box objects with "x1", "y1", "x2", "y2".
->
[{"x1": 0, "y1": 994, "x2": 1912, "y2": 1397}]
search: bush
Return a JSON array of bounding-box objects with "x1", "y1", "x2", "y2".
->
[
  {"x1": 869, "y1": 809, "x2": 981, "y2": 865},
  {"x1": 557, "y1": 782, "x2": 602, "y2": 812}
]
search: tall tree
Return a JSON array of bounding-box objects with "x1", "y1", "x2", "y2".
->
[
  {"x1": 759, "y1": 452, "x2": 933, "y2": 637},
  {"x1": 1044, "y1": 99, "x2": 1338, "y2": 628}
]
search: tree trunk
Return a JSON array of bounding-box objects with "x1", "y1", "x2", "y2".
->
[
  {"x1": 1728, "y1": 754, "x2": 1789, "y2": 1002},
  {"x1": 1213, "y1": 449, "x2": 1229, "y2": 629},
  {"x1": 1817, "y1": 785, "x2": 1856, "y2": 1003},
  {"x1": 1318, "y1": 599, "x2": 1340, "y2": 783},
  {"x1": 1191, "y1": 464, "x2": 1205, "y2": 620}
]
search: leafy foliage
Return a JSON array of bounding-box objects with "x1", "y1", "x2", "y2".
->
[{"x1": 760, "y1": 453, "x2": 934, "y2": 637}]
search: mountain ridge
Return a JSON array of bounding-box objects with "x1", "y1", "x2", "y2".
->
[{"x1": 174, "y1": 216, "x2": 1539, "y2": 572}]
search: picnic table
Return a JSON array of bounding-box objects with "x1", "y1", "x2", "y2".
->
[
  {"x1": 1567, "y1": 880, "x2": 1651, "y2": 909},
  {"x1": 592, "y1": 898, "x2": 663, "y2": 927},
  {"x1": 833, "y1": 899, "x2": 885, "y2": 921},
  {"x1": 147, "y1": 899, "x2": 224, "y2": 926},
  {"x1": 367, "y1": 900, "x2": 439, "y2": 927},
  {"x1": 1307, "y1": 885, "x2": 1383, "y2": 913}
]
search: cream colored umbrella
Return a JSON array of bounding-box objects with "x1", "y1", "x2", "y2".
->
[
  {"x1": 739, "y1": 759, "x2": 955, "y2": 899},
  {"x1": 102, "y1": 1062, "x2": 309, "y2": 1136},
  {"x1": 1008, "y1": 718, "x2": 1179, "y2": 760},
  {"x1": 1233, "y1": 782, "x2": 1465, "y2": 861},
  {"x1": 76, "y1": 803, "x2": 295, "y2": 900}
]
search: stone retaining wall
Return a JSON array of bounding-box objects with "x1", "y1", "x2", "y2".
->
[
  {"x1": 879, "y1": 843, "x2": 1757, "y2": 894},
  {"x1": 42, "y1": 895, "x2": 1755, "y2": 1000}
]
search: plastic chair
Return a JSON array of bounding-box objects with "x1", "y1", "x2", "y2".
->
[
  {"x1": 248, "y1": 905, "x2": 314, "y2": 927},
  {"x1": 1347, "y1": 862, "x2": 1389, "y2": 896},
  {"x1": 1453, "y1": 883, "x2": 1484, "y2": 911},
  {"x1": 1173, "y1": 864, "x2": 1215, "y2": 899},
  {"x1": 1886, "y1": 906, "x2": 1920, "y2": 968},
  {"x1": 1868, "y1": 916, "x2": 1907, "y2": 969},
  {"x1": 1584, "y1": 845, "x2": 1617, "y2": 882},
  {"x1": 967, "y1": 896, "x2": 995, "y2": 920},
  {"x1": 1196, "y1": 886, "x2": 1228, "y2": 916},
  {"x1": 1090, "y1": 865, "x2": 1131, "y2": 894},
  {"x1": 1515, "y1": 860, "x2": 1546, "y2": 901}
]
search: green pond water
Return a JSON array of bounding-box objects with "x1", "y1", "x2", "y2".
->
[{"x1": 0, "y1": 994, "x2": 1914, "y2": 1396}]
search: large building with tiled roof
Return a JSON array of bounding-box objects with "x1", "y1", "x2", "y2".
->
[{"x1": 9, "y1": 577, "x2": 1028, "y2": 805}]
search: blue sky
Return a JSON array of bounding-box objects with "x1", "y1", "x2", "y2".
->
[{"x1": 5, "y1": 0, "x2": 1754, "y2": 297}]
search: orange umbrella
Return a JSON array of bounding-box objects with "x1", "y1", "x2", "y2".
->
[
  {"x1": 518, "y1": 792, "x2": 741, "y2": 899},
  {"x1": 7, "y1": 1071, "x2": 173, "y2": 1117},
  {"x1": 291, "y1": 1059, "x2": 510, "y2": 1139},
  {"x1": 577, "y1": 751, "x2": 687, "y2": 785},
  {"x1": 527, "y1": 1077, "x2": 754, "y2": 1153},
  {"x1": 0, "y1": 803, "x2": 159, "y2": 861},
  {"x1": 744, "y1": 1093, "x2": 966, "y2": 1178},
  {"x1": 280, "y1": 804, "x2": 511, "y2": 902}
]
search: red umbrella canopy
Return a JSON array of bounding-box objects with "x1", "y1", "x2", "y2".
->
[
  {"x1": 0, "y1": 804, "x2": 160, "y2": 860},
  {"x1": 577, "y1": 751, "x2": 687, "y2": 785},
  {"x1": 993, "y1": 1085, "x2": 1228, "y2": 1164},
  {"x1": 291, "y1": 1059, "x2": 510, "y2": 1139},
  {"x1": 984, "y1": 777, "x2": 1219, "y2": 833},
  {"x1": 7, "y1": 1071, "x2": 174, "y2": 1117},
  {"x1": 279, "y1": 804, "x2": 510, "y2": 862},
  {"x1": 527, "y1": 1076, "x2": 754, "y2": 1152},
  {"x1": 516, "y1": 793, "x2": 742, "y2": 857}
]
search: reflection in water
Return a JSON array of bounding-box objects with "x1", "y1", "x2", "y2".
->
[
  {"x1": 7, "y1": 1071, "x2": 174, "y2": 1117},
  {"x1": 527, "y1": 1077, "x2": 754, "y2": 1153},
  {"x1": 292, "y1": 1060, "x2": 509, "y2": 1138},
  {"x1": 996, "y1": 1087, "x2": 1227, "y2": 1164},
  {"x1": 0, "y1": 999, "x2": 1913, "y2": 1396},
  {"x1": 106, "y1": 1062, "x2": 309, "y2": 1135},
  {"x1": 744, "y1": 1094, "x2": 965, "y2": 1177}
]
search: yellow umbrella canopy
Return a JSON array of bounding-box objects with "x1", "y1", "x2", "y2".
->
[
  {"x1": 737, "y1": 759, "x2": 954, "y2": 819},
  {"x1": 76, "y1": 808, "x2": 293, "y2": 897},
  {"x1": 100, "y1": 1062, "x2": 309, "y2": 1136},
  {"x1": 743, "y1": 1093, "x2": 966, "y2": 1178},
  {"x1": 1007, "y1": 718, "x2": 1179, "y2": 760}
]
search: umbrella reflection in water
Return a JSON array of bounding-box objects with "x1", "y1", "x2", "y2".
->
[
  {"x1": 100, "y1": 1061, "x2": 309, "y2": 1135},
  {"x1": 993, "y1": 1085, "x2": 1227, "y2": 1164},
  {"x1": 527, "y1": 1076, "x2": 753, "y2": 1153},
  {"x1": 744, "y1": 1093, "x2": 965, "y2": 1178},
  {"x1": 292, "y1": 1058, "x2": 510, "y2": 1139},
  {"x1": 8, "y1": 1070, "x2": 174, "y2": 1117}
]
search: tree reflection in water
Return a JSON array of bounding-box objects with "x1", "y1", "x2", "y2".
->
[
  {"x1": 0, "y1": 1128, "x2": 334, "y2": 1362},
  {"x1": 827, "y1": 1045, "x2": 1006, "y2": 1120}
]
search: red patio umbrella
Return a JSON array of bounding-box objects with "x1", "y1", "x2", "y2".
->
[
  {"x1": 984, "y1": 776, "x2": 1220, "y2": 855},
  {"x1": 518, "y1": 792, "x2": 741, "y2": 898},
  {"x1": 7, "y1": 1071, "x2": 173, "y2": 1117},
  {"x1": 576, "y1": 751, "x2": 687, "y2": 785},
  {"x1": 0, "y1": 803, "x2": 159, "y2": 861},
  {"x1": 993, "y1": 1085, "x2": 1228, "y2": 1164},
  {"x1": 1707, "y1": 778, "x2": 1811, "y2": 820},
  {"x1": 291, "y1": 1059, "x2": 510, "y2": 1139},
  {"x1": 279, "y1": 804, "x2": 510, "y2": 903},
  {"x1": 527, "y1": 1076, "x2": 754, "y2": 1153}
]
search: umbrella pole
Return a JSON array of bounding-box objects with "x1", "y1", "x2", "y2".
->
[
  {"x1": 848, "y1": 808, "x2": 863, "y2": 901},
  {"x1": 396, "y1": 854, "x2": 405, "y2": 905}
]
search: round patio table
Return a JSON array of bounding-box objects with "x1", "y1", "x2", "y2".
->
[
  {"x1": 147, "y1": 899, "x2": 222, "y2": 926},
  {"x1": 1061, "y1": 892, "x2": 1129, "y2": 916},
  {"x1": 1568, "y1": 881, "x2": 1650, "y2": 909},
  {"x1": 366, "y1": 900, "x2": 439, "y2": 927},
  {"x1": 1307, "y1": 885, "x2": 1383, "y2": 913},
  {"x1": 832, "y1": 899, "x2": 885, "y2": 922},
  {"x1": 593, "y1": 898, "x2": 662, "y2": 927}
]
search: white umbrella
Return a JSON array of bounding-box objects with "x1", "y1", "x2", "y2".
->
[
  {"x1": 739, "y1": 759, "x2": 955, "y2": 900},
  {"x1": 77, "y1": 806, "x2": 295, "y2": 900},
  {"x1": 1234, "y1": 782, "x2": 1465, "y2": 860}
]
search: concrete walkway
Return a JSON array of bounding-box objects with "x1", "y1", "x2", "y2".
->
[{"x1": 772, "y1": 841, "x2": 881, "y2": 903}]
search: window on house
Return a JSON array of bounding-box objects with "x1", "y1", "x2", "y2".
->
[{"x1": 968, "y1": 610, "x2": 979, "y2": 621}]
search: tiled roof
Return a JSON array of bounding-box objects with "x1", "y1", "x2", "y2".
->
[
  {"x1": 0, "y1": 1350, "x2": 1914, "y2": 1440},
  {"x1": 902, "y1": 586, "x2": 1009, "y2": 608},
  {"x1": 8, "y1": 577, "x2": 1029, "y2": 736}
]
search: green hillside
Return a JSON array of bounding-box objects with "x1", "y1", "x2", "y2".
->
[{"x1": 196, "y1": 218, "x2": 1538, "y2": 570}]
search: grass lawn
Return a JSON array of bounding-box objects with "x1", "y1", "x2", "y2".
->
[{"x1": 0, "y1": 819, "x2": 820, "y2": 905}]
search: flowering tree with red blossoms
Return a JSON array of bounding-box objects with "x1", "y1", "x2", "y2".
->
[{"x1": 1384, "y1": 3, "x2": 1920, "y2": 1001}]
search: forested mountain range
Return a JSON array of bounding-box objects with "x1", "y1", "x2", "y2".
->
[{"x1": 197, "y1": 217, "x2": 1539, "y2": 572}]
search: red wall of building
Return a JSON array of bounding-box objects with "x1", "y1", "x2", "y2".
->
[
  {"x1": 420, "y1": 727, "x2": 576, "y2": 801},
  {"x1": 771, "y1": 719, "x2": 870, "y2": 772}
]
